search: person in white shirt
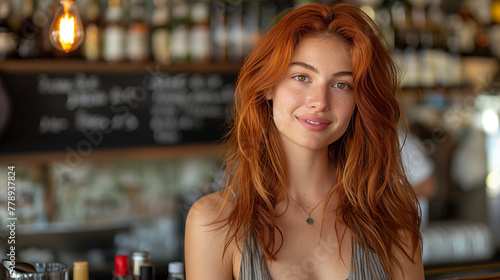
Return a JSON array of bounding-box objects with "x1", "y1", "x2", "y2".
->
[{"x1": 400, "y1": 129, "x2": 437, "y2": 227}]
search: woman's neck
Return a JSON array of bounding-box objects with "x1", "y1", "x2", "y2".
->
[{"x1": 285, "y1": 146, "x2": 335, "y2": 202}]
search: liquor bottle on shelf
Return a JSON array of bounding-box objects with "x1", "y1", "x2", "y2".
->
[
  {"x1": 17, "y1": 0, "x2": 39, "y2": 59},
  {"x1": 410, "y1": 0, "x2": 426, "y2": 30},
  {"x1": 401, "y1": 29, "x2": 420, "y2": 88},
  {"x1": 0, "y1": 0, "x2": 16, "y2": 60},
  {"x1": 151, "y1": 0, "x2": 172, "y2": 64},
  {"x1": 73, "y1": 261, "x2": 89, "y2": 280},
  {"x1": 390, "y1": 0, "x2": 417, "y2": 88},
  {"x1": 390, "y1": 0, "x2": 411, "y2": 48},
  {"x1": 243, "y1": 1, "x2": 260, "y2": 56},
  {"x1": 413, "y1": 0, "x2": 433, "y2": 88},
  {"x1": 456, "y1": 5, "x2": 480, "y2": 56},
  {"x1": 444, "y1": 16, "x2": 462, "y2": 87},
  {"x1": 475, "y1": 25, "x2": 491, "y2": 56},
  {"x1": 468, "y1": 0, "x2": 491, "y2": 56},
  {"x1": 170, "y1": 0, "x2": 190, "y2": 64},
  {"x1": 36, "y1": 0, "x2": 57, "y2": 58},
  {"x1": 490, "y1": 0, "x2": 500, "y2": 59},
  {"x1": 226, "y1": 1, "x2": 244, "y2": 63},
  {"x1": 493, "y1": 0, "x2": 500, "y2": 23},
  {"x1": 260, "y1": 1, "x2": 277, "y2": 34},
  {"x1": 431, "y1": 28, "x2": 448, "y2": 88},
  {"x1": 189, "y1": 1, "x2": 210, "y2": 64},
  {"x1": 374, "y1": 1, "x2": 395, "y2": 49},
  {"x1": 113, "y1": 255, "x2": 133, "y2": 280},
  {"x1": 467, "y1": 1, "x2": 493, "y2": 56},
  {"x1": 103, "y1": 0, "x2": 126, "y2": 62},
  {"x1": 167, "y1": 262, "x2": 184, "y2": 280},
  {"x1": 83, "y1": 0, "x2": 102, "y2": 62},
  {"x1": 209, "y1": 1, "x2": 227, "y2": 63},
  {"x1": 417, "y1": 29, "x2": 437, "y2": 88},
  {"x1": 126, "y1": 0, "x2": 149, "y2": 62}
]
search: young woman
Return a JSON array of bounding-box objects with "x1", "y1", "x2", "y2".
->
[{"x1": 185, "y1": 3, "x2": 424, "y2": 280}]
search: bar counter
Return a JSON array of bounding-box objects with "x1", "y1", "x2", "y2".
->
[{"x1": 425, "y1": 255, "x2": 500, "y2": 280}]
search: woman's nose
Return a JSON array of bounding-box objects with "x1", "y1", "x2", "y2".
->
[{"x1": 307, "y1": 85, "x2": 330, "y2": 111}]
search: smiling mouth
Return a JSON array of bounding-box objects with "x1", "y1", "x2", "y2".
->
[{"x1": 306, "y1": 120, "x2": 324, "y2": 125}]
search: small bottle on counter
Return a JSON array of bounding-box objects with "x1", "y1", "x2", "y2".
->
[
  {"x1": 113, "y1": 255, "x2": 133, "y2": 280},
  {"x1": 167, "y1": 262, "x2": 184, "y2": 280},
  {"x1": 131, "y1": 251, "x2": 151, "y2": 280},
  {"x1": 73, "y1": 261, "x2": 89, "y2": 280},
  {"x1": 139, "y1": 264, "x2": 154, "y2": 280}
]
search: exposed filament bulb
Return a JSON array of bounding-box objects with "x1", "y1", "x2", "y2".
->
[{"x1": 49, "y1": 0, "x2": 84, "y2": 53}]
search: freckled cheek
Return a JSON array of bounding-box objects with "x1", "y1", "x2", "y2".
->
[
  {"x1": 274, "y1": 89, "x2": 305, "y2": 114},
  {"x1": 346, "y1": 101, "x2": 356, "y2": 122},
  {"x1": 331, "y1": 93, "x2": 354, "y2": 106},
  {"x1": 332, "y1": 95, "x2": 355, "y2": 120}
]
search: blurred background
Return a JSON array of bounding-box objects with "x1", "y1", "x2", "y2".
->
[{"x1": 0, "y1": 0, "x2": 500, "y2": 279}]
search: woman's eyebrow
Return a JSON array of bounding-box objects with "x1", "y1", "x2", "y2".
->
[
  {"x1": 290, "y1": 61, "x2": 352, "y2": 78},
  {"x1": 332, "y1": 71, "x2": 353, "y2": 78},
  {"x1": 290, "y1": 61, "x2": 319, "y2": 73}
]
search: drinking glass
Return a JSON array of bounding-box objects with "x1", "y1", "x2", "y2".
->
[{"x1": 6, "y1": 262, "x2": 68, "y2": 280}]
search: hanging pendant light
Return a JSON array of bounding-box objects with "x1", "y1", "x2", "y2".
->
[{"x1": 49, "y1": 0, "x2": 84, "y2": 53}]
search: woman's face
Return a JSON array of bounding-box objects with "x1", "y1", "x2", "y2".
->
[{"x1": 268, "y1": 35, "x2": 356, "y2": 152}]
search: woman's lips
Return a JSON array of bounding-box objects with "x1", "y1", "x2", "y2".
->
[{"x1": 296, "y1": 115, "x2": 331, "y2": 132}]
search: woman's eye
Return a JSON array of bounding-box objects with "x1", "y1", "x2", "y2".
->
[
  {"x1": 333, "y1": 82, "x2": 351, "y2": 90},
  {"x1": 294, "y1": 75, "x2": 309, "y2": 82}
]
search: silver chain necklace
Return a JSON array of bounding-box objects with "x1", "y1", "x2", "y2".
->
[{"x1": 287, "y1": 193, "x2": 328, "y2": 225}]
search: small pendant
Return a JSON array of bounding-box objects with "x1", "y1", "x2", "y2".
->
[{"x1": 306, "y1": 217, "x2": 313, "y2": 225}]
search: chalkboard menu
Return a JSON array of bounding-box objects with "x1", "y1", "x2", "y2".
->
[{"x1": 0, "y1": 71, "x2": 236, "y2": 154}]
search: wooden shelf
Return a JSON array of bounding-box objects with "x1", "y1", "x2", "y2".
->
[
  {"x1": 0, "y1": 59, "x2": 242, "y2": 74},
  {"x1": 0, "y1": 143, "x2": 222, "y2": 165}
]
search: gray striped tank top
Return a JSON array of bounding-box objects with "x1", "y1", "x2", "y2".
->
[{"x1": 239, "y1": 233, "x2": 388, "y2": 280}]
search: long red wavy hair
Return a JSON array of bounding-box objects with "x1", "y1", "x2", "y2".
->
[{"x1": 219, "y1": 3, "x2": 421, "y2": 278}]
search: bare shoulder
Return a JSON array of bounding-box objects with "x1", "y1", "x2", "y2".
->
[
  {"x1": 187, "y1": 191, "x2": 225, "y2": 220},
  {"x1": 185, "y1": 191, "x2": 237, "y2": 280},
  {"x1": 391, "y1": 229, "x2": 425, "y2": 280},
  {"x1": 186, "y1": 191, "x2": 236, "y2": 234}
]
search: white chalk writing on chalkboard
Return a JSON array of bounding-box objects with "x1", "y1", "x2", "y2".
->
[
  {"x1": 38, "y1": 73, "x2": 100, "y2": 95},
  {"x1": 27, "y1": 72, "x2": 235, "y2": 147},
  {"x1": 75, "y1": 109, "x2": 139, "y2": 132},
  {"x1": 0, "y1": 71, "x2": 238, "y2": 153},
  {"x1": 146, "y1": 72, "x2": 234, "y2": 144},
  {"x1": 66, "y1": 91, "x2": 108, "y2": 110},
  {"x1": 39, "y1": 115, "x2": 70, "y2": 134}
]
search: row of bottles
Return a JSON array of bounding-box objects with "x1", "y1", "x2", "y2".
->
[
  {"x1": 378, "y1": 0, "x2": 463, "y2": 88},
  {"x1": 364, "y1": 0, "x2": 500, "y2": 89},
  {"x1": 0, "y1": 0, "x2": 40, "y2": 59},
  {"x1": 72, "y1": 251, "x2": 184, "y2": 280},
  {"x1": 373, "y1": 0, "x2": 500, "y2": 57},
  {"x1": 112, "y1": 252, "x2": 184, "y2": 280},
  {"x1": 2, "y1": 0, "x2": 500, "y2": 87},
  {"x1": 0, "y1": 0, "x2": 293, "y2": 64}
]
